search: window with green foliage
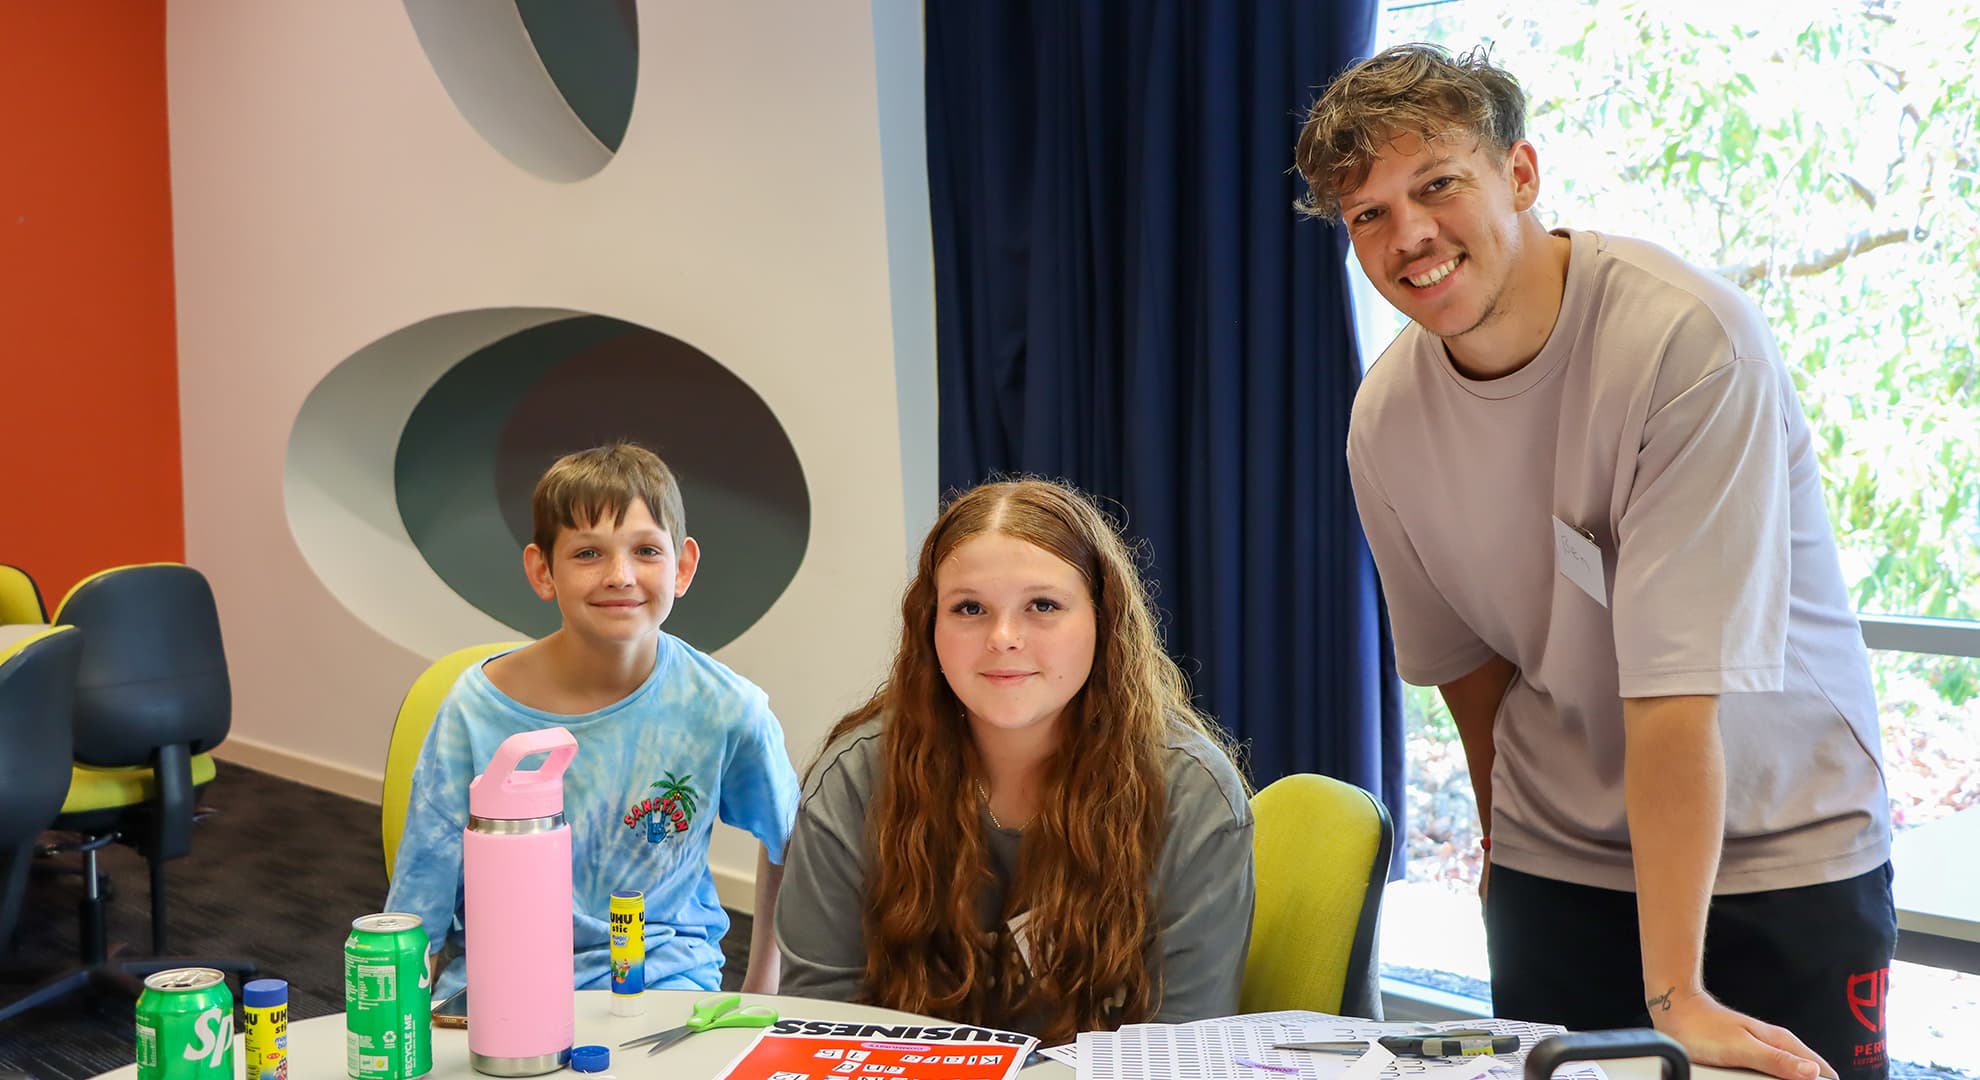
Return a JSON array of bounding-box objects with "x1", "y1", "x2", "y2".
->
[{"x1": 1359, "y1": 2, "x2": 1980, "y2": 1063}]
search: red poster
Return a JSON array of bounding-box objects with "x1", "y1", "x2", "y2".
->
[{"x1": 713, "y1": 1018, "x2": 1038, "y2": 1080}]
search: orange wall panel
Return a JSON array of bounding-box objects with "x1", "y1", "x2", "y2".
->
[{"x1": 0, "y1": 3, "x2": 183, "y2": 608}]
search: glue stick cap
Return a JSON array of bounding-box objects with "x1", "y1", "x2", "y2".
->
[
  {"x1": 243, "y1": 978, "x2": 287, "y2": 1007},
  {"x1": 571, "y1": 1045, "x2": 610, "y2": 1073}
]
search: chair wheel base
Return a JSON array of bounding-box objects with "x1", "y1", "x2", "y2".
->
[{"x1": 0, "y1": 956, "x2": 259, "y2": 1025}]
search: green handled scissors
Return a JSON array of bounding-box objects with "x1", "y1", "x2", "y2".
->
[{"x1": 619, "y1": 993, "x2": 778, "y2": 1055}]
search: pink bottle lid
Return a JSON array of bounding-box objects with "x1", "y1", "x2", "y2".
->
[{"x1": 469, "y1": 726, "x2": 579, "y2": 820}]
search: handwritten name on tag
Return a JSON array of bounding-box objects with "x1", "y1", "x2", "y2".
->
[{"x1": 1552, "y1": 516, "x2": 1608, "y2": 608}]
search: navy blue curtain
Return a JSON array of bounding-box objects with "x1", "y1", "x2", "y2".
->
[{"x1": 926, "y1": 0, "x2": 1404, "y2": 856}]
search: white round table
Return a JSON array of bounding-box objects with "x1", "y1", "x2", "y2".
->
[
  {"x1": 86, "y1": 988, "x2": 1754, "y2": 1079},
  {"x1": 88, "y1": 989, "x2": 1071, "y2": 1079}
]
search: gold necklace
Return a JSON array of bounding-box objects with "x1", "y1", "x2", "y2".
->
[{"x1": 975, "y1": 779, "x2": 1023, "y2": 830}]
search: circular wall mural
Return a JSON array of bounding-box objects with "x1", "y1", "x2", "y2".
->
[{"x1": 287, "y1": 310, "x2": 809, "y2": 656}]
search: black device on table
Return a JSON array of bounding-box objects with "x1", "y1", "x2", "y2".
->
[{"x1": 433, "y1": 986, "x2": 467, "y2": 1029}]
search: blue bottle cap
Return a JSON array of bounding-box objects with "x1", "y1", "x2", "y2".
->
[
  {"x1": 571, "y1": 1045, "x2": 610, "y2": 1073},
  {"x1": 242, "y1": 979, "x2": 288, "y2": 1007}
]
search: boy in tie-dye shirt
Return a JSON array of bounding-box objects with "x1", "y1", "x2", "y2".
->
[{"x1": 386, "y1": 443, "x2": 798, "y2": 1000}]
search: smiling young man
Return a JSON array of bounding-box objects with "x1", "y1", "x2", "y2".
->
[{"x1": 1298, "y1": 44, "x2": 1894, "y2": 1080}]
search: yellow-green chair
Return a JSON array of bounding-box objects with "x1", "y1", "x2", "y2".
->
[
  {"x1": 1241, "y1": 773, "x2": 1394, "y2": 1019},
  {"x1": 382, "y1": 641, "x2": 526, "y2": 880},
  {"x1": 0, "y1": 564, "x2": 48, "y2": 624}
]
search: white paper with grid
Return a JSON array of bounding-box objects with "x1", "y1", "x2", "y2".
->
[
  {"x1": 1063, "y1": 1014, "x2": 1607, "y2": 1080},
  {"x1": 1074, "y1": 1021, "x2": 1403, "y2": 1080}
]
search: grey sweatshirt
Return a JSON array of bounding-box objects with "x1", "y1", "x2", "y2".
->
[{"x1": 774, "y1": 716, "x2": 1255, "y2": 1035}]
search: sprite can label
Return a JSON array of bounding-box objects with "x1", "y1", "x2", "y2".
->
[
  {"x1": 136, "y1": 967, "x2": 235, "y2": 1080},
  {"x1": 345, "y1": 912, "x2": 432, "y2": 1080}
]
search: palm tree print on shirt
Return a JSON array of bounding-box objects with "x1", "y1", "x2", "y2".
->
[
  {"x1": 621, "y1": 771, "x2": 702, "y2": 844},
  {"x1": 644, "y1": 772, "x2": 698, "y2": 843}
]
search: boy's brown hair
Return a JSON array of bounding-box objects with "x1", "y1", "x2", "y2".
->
[
  {"x1": 1295, "y1": 42, "x2": 1527, "y2": 223},
  {"x1": 530, "y1": 442, "x2": 686, "y2": 560}
]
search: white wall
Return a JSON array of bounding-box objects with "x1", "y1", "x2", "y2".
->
[{"x1": 167, "y1": 0, "x2": 934, "y2": 904}]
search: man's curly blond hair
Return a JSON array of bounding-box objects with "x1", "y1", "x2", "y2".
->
[{"x1": 1295, "y1": 43, "x2": 1527, "y2": 223}]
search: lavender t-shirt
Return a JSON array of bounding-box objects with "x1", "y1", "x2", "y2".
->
[{"x1": 1347, "y1": 228, "x2": 1889, "y2": 893}]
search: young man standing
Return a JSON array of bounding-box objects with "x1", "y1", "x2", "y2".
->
[{"x1": 1300, "y1": 44, "x2": 1894, "y2": 1080}]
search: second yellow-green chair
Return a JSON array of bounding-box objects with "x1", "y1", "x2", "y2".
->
[
  {"x1": 1241, "y1": 772, "x2": 1394, "y2": 1019},
  {"x1": 381, "y1": 641, "x2": 528, "y2": 881}
]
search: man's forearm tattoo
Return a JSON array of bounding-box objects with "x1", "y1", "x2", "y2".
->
[{"x1": 1647, "y1": 986, "x2": 1676, "y2": 1012}]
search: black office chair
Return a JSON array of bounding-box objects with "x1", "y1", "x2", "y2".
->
[
  {"x1": 0, "y1": 628, "x2": 82, "y2": 961},
  {"x1": 0, "y1": 564, "x2": 254, "y2": 1022}
]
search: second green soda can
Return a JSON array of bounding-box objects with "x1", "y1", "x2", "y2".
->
[{"x1": 345, "y1": 912, "x2": 432, "y2": 1080}]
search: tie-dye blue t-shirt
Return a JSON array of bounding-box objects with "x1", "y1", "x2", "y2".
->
[{"x1": 384, "y1": 633, "x2": 799, "y2": 1001}]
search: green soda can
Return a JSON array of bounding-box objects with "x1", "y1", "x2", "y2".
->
[
  {"x1": 135, "y1": 967, "x2": 235, "y2": 1080},
  {"x1": 345, "y1": 912, "x2": 433, "y2": 1080}
]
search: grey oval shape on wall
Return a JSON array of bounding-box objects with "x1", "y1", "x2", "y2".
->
[{"x1": 395, "y1": 315, "x2": 809, "y2": 652}]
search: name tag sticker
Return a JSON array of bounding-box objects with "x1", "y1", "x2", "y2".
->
[{"x1": 1552, "y1": 516, "x2": 1608, "y2": 608}]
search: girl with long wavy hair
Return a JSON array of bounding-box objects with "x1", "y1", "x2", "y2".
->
[{"x1": 775, "y1": 478, "x2": 1253, "y2": 1044}]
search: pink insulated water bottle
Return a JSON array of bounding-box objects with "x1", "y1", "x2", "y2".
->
[{"x1": 464, "y1": 727, "x2": 579, "y2": 1076}]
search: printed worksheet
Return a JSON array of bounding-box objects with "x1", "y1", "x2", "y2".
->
[{"x1": 711, "y1": 1017, "x2": 1039, "y2": 1080}]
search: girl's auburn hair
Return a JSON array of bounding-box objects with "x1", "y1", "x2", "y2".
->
[{"x1": 816, "y1": 478, "x2": 1237, "y2": 1044}]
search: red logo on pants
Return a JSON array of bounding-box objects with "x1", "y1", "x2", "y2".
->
[{"x1": 1846, "y1": 968, "x2": 1888, "y2": 1033}]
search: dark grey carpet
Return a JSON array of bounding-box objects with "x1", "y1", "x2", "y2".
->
[{"x1": 0, "y1": 763, "x2": 752, "y2": 1080}]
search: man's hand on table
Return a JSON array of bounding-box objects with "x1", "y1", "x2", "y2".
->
[{"x1": 1648, "y1": 987, "x2": 1836, "y2": 1080}]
